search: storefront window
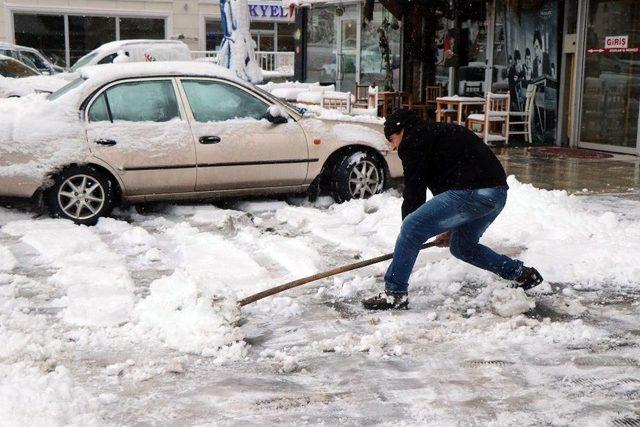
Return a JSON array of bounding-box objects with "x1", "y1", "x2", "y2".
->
[
  {"x1": 69, "y1": 16, "x2": 116, "y2": 65},
  {"x1": 580, "y1": 0, "x2": 640, "y2": 150},
  {"x1": 359, "y1": 4, "x2": 401, "y2": 89},
  {"x1": 251, "y1": 22, "x2": 276, "y2": 51},
  {"x1": 206, "y1": 20, "x2": 225, "y2": 51},
  {"x1": 277, "y1": 23, "x2": 296, "y2": 52},
  {"x1": 13, "y1": 14, "x2": 66, "y2": 67},
  {"x1": 306, "y1": 7, "x2": 337, "y2": 85},
  {"x1": 120, "y1": 18, "x2": 165, "y2": 40},
  {"x1": 434, "y1": 2, "x2": 488, "y2": 96}
]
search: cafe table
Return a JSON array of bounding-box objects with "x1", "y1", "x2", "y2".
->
[{"x1": 435, "y1": 95, "x2": 486, "y2": 124}]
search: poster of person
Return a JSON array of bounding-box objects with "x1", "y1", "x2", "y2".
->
[
  {"x1": 435, "y1": 19, "x2": 457, "y2": 68},
  {"x1": 505, "y1": 0, "x2": 558, "y2": 143}
]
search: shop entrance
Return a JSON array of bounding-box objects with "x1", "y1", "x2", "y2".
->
[
  {"x1": 578, "y1": 0, "x2": 640, "y2": 154},
  {"x1": 335, "y1": 5, "x2": 360, "y2": 91}
]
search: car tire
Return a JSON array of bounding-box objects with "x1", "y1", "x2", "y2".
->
[
  {"x1": 46, "y1": 165, "x2": 115, "y2": 226},
  {"x1": 331, "y1": 151, "x2": 385, "y2": 202}
]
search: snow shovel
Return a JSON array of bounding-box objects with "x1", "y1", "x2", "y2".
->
[{"x1": 238, "y1": 241, "x2": 439, "y2": 307}]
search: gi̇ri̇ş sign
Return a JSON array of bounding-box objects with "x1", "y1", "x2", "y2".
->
[{"x1": 587, "y1": 35, "x2": 639, "y2": 54}]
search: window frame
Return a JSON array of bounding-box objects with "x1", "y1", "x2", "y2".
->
[
  {"x1": 11, "y1": 11, "x2": 168, "y2": 68},
  {"x1": 85, "y1": 77, "x2": 185, "y2": 124},
  {"x1": 176, "y1": 77, "x2": 276, "y2": 124}
]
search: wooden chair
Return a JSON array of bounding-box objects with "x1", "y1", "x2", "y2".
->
[
  {"x1": 466, "y1": 92, "x2": 510, "y2": 145},
  {"x1": 321, "y1": 91, "x2": 352, "y2": 113},
  {"x1": 351, "y1": 86, "x2": 379, "y2": 116},
  {"x1": 509, "y1": 84, "x2": 537, "y2": 143},
  {"x1": 353, "y1": 83, "x2": 372, "y2": 108},
  {"x1": 379, "y1": 91, "x2": 401, "y2": 117},
  {"x1": 400, "y1": 91, "x2": 429, "y2": 119},
  {"x1": 426, "y1": 85, "x2": 443, "y2": 105}
]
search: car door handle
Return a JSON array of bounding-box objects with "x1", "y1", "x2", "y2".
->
[
  {"x1": 95, "y1": 138, "x2": 117, "y2": 146},
  {"x1": 199, "y1": 135, "x2": 221, "y2": 144}
]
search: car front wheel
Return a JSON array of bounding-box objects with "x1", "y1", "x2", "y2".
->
[
  {"x1": 47, "y1": 165, "x2": 115, "y2": 225},
  {"x1": 331, "y1": 151, "x2": 385, "y2": 202}
]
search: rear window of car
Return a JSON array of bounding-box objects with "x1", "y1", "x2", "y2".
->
[
  {"x1": 0, "y1": 58, "x2": 38, "y2": 78},
  {"x1": 71, "y1": 51, "x2": 99, "y2": 71},
  {"x1": 47, "y1": 77, "x2": 86, "y2": 101}
]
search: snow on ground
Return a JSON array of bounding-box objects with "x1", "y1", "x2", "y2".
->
[{"x1": 0, "y1": 176, "x2": 639, "y2": 425}]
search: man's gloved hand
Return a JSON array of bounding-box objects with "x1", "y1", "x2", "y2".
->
[{"x1": 433, "y1": 231, "x2": 451, "y2": 248}]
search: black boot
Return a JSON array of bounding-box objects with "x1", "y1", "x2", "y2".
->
[
  {"x1": 362, "y1": 291, "x2": 409, "y2": 310},
  {"x1": 514, "y1": 266, "x2": 543, "y2": 290}
]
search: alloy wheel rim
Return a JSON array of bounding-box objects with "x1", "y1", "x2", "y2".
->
[
  {"x1": 57, "y1": 174, "x2": 105, "y2": 220},
  {"x1": 348, "y1": 159, "x2": 382, "y2": 199}
]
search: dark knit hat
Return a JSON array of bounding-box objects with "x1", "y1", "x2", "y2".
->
[{"x1": 384, "y1": 109, "x2": 419, "y2": 140}]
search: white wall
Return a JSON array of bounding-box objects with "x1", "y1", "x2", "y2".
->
[{"x1": 1, "y1": 0, "x2": 224, "y2": 50}]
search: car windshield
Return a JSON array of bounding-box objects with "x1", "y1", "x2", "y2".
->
[
  {"x1": 251, "y1": 84, "x2": 306, "y2": 115},
  {"x1": 47, "y1": 77, "x2": 86, "y2": 101},
  {"x1": 0, "y1": 58, "x2": 38, "y2": 78},
  {"x1": 70, "y1": 51, "x2": 99, "y2": 71},
  {"x1": 21, "y1": 51, "x2": 48, "y2": 70}
]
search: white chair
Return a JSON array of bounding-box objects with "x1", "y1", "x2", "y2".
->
[
  {"x1": 351, "y1": 86, "x2": 379, "y2": 116},
  {"x1": 321, "y1": 91, "x2": 352, "y2": 113},
  {"x1": 466, "y1": 92, "x2": 511, "y2": 145},
  {"x1": 509, "y1": 84, "x2": 537, "y2": 143}
]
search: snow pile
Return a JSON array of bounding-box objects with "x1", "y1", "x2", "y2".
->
[
  {"x1": 2, "y1": 219, "x2": 134, "y2": 326},
  {"x1": 0, "y1": 74, "x2": 69, "y2": 98},
  {"x1": 133, "y1": 222, "x2": 258, "y2": 360},
  {"x1": 0, "y1": 94, "x2": 88, "y2": 179},
  {"x1": 495, "y1": 177, "x2": 640, "y2": 286},
  {"x1": 0, "y1": 244, "x2": 16, "y2": 271},
  {"x1": 135, "y1": 270, "x2": 246, "y2": 362},
  {"x1": 491, "y1": 287, "x2": 534, "y2": 317},
  {"x1": 0, "y1": 363, "x2": 102, "y2": 426}
]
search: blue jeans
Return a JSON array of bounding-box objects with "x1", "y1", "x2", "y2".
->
[{"x1": 385, "y1": 186, "x2": 523, "y2": 294}]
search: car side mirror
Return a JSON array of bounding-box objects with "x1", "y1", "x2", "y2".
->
[{"x1": 263, "y1": 106, "x2": 289, "y2": 124}]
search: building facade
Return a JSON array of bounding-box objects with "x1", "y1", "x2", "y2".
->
[
  {"x1": 0, "y1": 0, "x2": 296, "y2": 69},
  {"x1": 293, "y1": 0, "x2": 639, "y2": 155}
]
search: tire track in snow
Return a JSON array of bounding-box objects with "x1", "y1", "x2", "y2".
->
[{"x1": 2, "y1": 219, "x2": 135, "y2": 327}]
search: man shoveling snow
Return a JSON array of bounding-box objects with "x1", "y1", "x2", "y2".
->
[{"x1": 363, "y1": 110, "x2": 543, "y2": 310}]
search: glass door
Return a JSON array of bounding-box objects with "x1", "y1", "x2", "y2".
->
[
  {"x1": 336, "y1": 6, "x2": 360, "y2": 91},
  {"x1": 579, "y1": 0, "x2": 640, "y2": 154}
]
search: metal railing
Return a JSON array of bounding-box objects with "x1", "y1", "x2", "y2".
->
[{"x1": 191, "y1": 50, "x2": 295, "y2": 72}]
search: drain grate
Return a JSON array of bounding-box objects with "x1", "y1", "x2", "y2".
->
[
  {"x1": 463, "y1": 360, "x2": 515, "y2": 368},
  {"x1": 612, "y1": 418, "x2": 640, "y2": 427},
  {"x1": 574, "y1": 357, "x2": 639, "y2": 367},
  {"x1": 562, "y1": 377, "x2": 640, "y2": 387},
  {"x1": 564, "y1": 377, "x2": 606, "y2": 387}
]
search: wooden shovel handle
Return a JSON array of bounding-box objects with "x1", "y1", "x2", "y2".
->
[{"x1": 238, "y1": 241, "x2": 439, "y2": 307}]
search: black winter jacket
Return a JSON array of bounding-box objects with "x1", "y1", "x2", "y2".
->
[{"x1": 397, "y1": 118, "x2": 507, "y2": 219}]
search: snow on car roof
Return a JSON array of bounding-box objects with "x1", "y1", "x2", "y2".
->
[
  {"x1": 79, "y1": 61, "x2": 245, "y2": 84},
  {"x1": 91, "y1": 39, "x2": 188, "y2": 53},
  {"x1": 0, "y1": 42, "x2": 39, "y2": 52}
]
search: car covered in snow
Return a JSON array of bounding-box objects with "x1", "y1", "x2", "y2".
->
[
  {"x1": 0, "y1": 42, "x2": 65, "y2": 75},
  {"x1": 0, "y1": 56, "x2": 69, "y2": 98},
  {"x1": 70, "y1": 40, "x2": 191, "y2": 71},
  {"x1": 0, "y1": 61, "x2": 402, "y2": 225}
]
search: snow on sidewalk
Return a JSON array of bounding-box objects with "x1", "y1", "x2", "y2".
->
[
  {"x1": 0, "y1": 177, "x2": 639, "y2": 425},
  {"x1": 2, "y1": 219, "x2": 134, "y2": 327}
]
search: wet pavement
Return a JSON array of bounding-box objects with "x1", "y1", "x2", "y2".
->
[{"x1": 496, "y1": 147, "x2": 640, "y2": 196}]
